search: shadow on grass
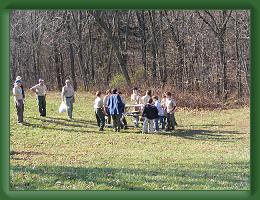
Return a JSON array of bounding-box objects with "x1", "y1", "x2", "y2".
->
[
  {"x1": 10, "y1": 161, "x2": 249, "y2": 190},
  {"x1": 25, "y1": 116, "x2": 98, "y2": 128},
  {"x1": 22, "y1": 121, "x2": 100, "y2": 134},
  {"x1": 155, "y1": 128, "x2": 245, "y2": 142},
  {"x1": 190, "y1": 124, "x2": 234, "y2": 127},
  {"x1": 21, "y1": 118, "x2": 244, "y2": 142}
]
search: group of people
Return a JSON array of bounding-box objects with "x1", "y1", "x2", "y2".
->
[
  {"x1": 94, "y1": 87, "x2": 177, "y2": 133},
  {"x1": 12, "y1": 77, "x2": 177, "y2": 134},
  {"x1": 12, "y1": 76, "x2": 75, "y2": 124}
]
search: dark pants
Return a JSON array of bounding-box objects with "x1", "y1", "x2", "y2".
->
[
  {"x1": 15, "y1": 100, "x2": 24, "y2": 123},
  {"x1": 105, "y1": 107, "x2": 111, "y2": 124},
  {"x1": 95, "y1": 108, "x2": 105, "y2": 129},
  {"x1": 166, "y1": 113, "x2": 175, "y2": 130},
  {"x1": 120, "y1": 115, "x2": 127, "y2": 128},
  {"x1": 66, "y1": 96, "x2": 74, "y2": 119},
  {"x1": 37, "y1": 96, "x2": 46, "y2": 117},
  {"x1": 112, "y1": 114, "x2": 121, "y2": 131}
]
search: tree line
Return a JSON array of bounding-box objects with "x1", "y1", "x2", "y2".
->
[{"x1": 10, "y1": 10, "x2": 250, "y2": 105}]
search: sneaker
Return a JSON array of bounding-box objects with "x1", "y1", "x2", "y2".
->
[
  {"x1": 99, "y1": 128, "x2": 104, "y2": 131},
  {"x1": 17, "y1": 122, "x2": 23, "y2": 125}
]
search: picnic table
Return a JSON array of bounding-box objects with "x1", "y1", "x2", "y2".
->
[
  {"x1": 124, "y1": 104, "x2": 143, "y2": 117},
  {"x1": 105, "y1": 104, "x2": 143, "y2": 128}
]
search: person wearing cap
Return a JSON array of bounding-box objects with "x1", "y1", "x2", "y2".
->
[
  {"x1": 61, "y1": 79, "x2": 75, "y2": 119},
  {"x1": 30, "y1": 79, "x2": 48, "y2": 117},
  {"x1": 13, "y1": 79, "x2": 24, "y2": 124},
  {"x1": 15, "y1": 76, "x2": 25, "y2": 99}
]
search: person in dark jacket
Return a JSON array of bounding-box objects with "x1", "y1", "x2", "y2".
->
[
  {"x1": 107, "y1": 88, "x2": 124, "y2": 132},
  {"x1": 118, "y1": 91, "x2": 128, "y2": 129},
  {"x1": 142, "y1": 98, "x2": 158, "y2": 133}
]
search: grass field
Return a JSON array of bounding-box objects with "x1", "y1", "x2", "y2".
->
[{"x1": 10, "y1": 92, "x2": 250, "y2": 190}]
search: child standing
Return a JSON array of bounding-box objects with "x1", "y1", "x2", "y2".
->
[
  {"x1": 130, "y1": 87, "x2": 141, "y2": 127},
  {"x1": 141, "y1": 98, "x2": 158, "y2": 133},
  {"x1": 165, "y1": 92, "x2": 177, "y2": 131},
  {"x1": 152, "y1": 96, "x2": 165, "y2": 131},
  {"x1": 94, "y1": 91, "x2": 105, "y2": 131}
]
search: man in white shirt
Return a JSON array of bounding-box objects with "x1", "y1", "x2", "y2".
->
[
  {"x1": 61, "y1": 79, "x2": 75, "y2": 119},
  {"x1": 30, "y1": 79, "x2": 47, "y2": 117},
  {"x1": 94, "y1": 91, "x2": 105, "y2": 131},
  {"x1": 13, "y1": 80, "x2": 24, "y2": 124}
]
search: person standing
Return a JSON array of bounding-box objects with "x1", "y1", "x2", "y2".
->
[
  {"x1": 15, "y1": 76, "x2": 25, "y2": 99},
  {"x1": 141, "y1": 90, "x2": 152, "y2": 106},
  {"x1": 130, "y1": 87, "x2": 141, "y2": 127},
  {"x1": 118, "y1": 91, "x2": 128, "y2": 129},
  {"x1": 61, "y1": 79, "x2": 75, "y2": 119},
  {"x1": 103, "y1": 89, "x2": 112, "y2": 125},
  {"x1": 107, "y1": 88, "x2": 124, "y2": 132},
  {"x1": 13, "y1": 79, "x2": 24, "y2": 124},
  {"x1": 153, "y1": 96, "x2": 165, "y2": 131},
  {"x1": 141, "y1": 98, "x2": 158, "y2": 133},
  {"x1": 165, "y1": 92, "x2": 177, "y2": 131},
  {"x1": 30, "y1": 79, "x2": 47, "y2": 117},
  {"x1": 94, "y1": 91, "x2": 105, "y2": 131}
]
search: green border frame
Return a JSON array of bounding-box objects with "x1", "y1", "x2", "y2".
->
[{"x1": 0, "y1": 0, "x2": 258, "y2": 199}]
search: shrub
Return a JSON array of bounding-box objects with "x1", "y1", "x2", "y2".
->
[{"x1": 109, "y1": 74, "x2": 127, "y2": 89}]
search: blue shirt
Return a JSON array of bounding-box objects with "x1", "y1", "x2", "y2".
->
[
  {"x1": 107, "y1": 94, "x2": 125, "y2": 115},
  {"x1": 154, "y1": 100, "x2": 164, "y2": 116}
]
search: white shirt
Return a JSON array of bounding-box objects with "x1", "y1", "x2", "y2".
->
[
  {"x1": 131, "y1": 93, "x2": 140, "y2": 104},
  {"x1": 141, "y1": 95, "x2": 151, "y2": 105},
  {"x1": 31, "y1": 83, "x2": 47, "y2": 96},
  {"x1": 94, "y1": 97, "x2": 103, "y2": 109},
  {"x1": 13, "y1": 85, "x2": 23, "y2": 100},
  {"x1": 103, "y1": 95, "x2": 110, "y2": 107},
  {"x1": 166, "y1": 98, "x2": 176, "y2": 114}
]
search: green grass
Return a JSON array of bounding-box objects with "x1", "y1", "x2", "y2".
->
[{"x1": 10, "y1": 92, "x2": 250, "y2": 190}]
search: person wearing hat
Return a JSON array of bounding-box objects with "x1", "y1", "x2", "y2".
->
[
  {"x1": 61, "y1": 79, "x2": 75, "y2": 119},
  {"x1": 30, "y1": 79, "x2": 48, "y2": 117},
  {"x1": 15, "y1": 76, "x2": 25, "y2": 99},
  {"x1": 13, "y1": 79, "x2": 24, "y2": 124}
]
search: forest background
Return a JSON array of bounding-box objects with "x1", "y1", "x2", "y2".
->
[{"x1": 10, "y1": 10, "x2": 250, "y2": 109}]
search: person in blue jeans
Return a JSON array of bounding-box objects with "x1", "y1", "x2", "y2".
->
[
  {"x1": 142, "y1": 98, "x2": 158, "y2": 133},
  {"x1": 152, "y1": 96, "x2": 165, "y2": 131}
]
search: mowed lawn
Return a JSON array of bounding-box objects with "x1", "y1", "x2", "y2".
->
[{"x1": 10, "y1": 92, "x2": 250, "y2": 190}]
